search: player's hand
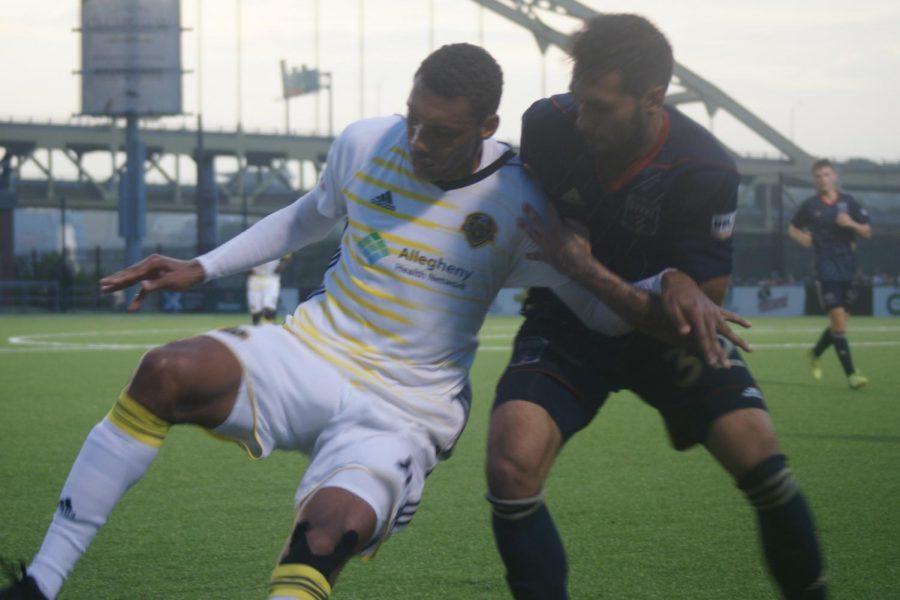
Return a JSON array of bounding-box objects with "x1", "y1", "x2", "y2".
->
[
  {"x1": 835, "y1": 211, "x2": 856, "y2": 228},
  {"x1": 661, "y1": 270, "x2": 752, "y2": 368},
  {"x1": 520, "y1": 203, "x2": 593, "y2": 279},
  {"x1": 99, "y1": 255, "x2": 206, "y2": 312}
]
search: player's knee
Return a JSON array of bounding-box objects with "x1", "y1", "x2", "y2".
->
[
  {"x1": 739, "y1": 432, "x2": 781, "y2": 474},
  {"x1": 486, "y1": 451, "x2": 545, "y2": 499},
  {"x1": 130, "y1": 345, "x2": 201, "y2": 422},
  {"x1": 487, "y1": 401, "x2": 560, "y2": 498},
  {"x1": 708, "y1": 409, "x2": 781, "y2": 478},
  {"x1": 129, "y1": 347, "x2": 181, "y2": 419},
  {"x1": 305, "y1": 523, "x2": 357, "y2": 557},
  {"x1": 270, "y1": 520, "x2": 357, "y2": 598},
  {"x1": 282, "y1": 520, "x2": 360, "y2": 578}
]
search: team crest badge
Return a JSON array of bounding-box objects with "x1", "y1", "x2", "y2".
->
[
  {"x1": 621, "y1": 190, "x2": 662, "y2": 236},
  {"x1": 558, "y1": 187, "x2": 587, "y2": 210},
  {"x1": 461, "y1": 212, "x2": 498, "y2": 248}
]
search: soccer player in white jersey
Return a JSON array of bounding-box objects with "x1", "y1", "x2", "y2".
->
[
  {"x1": 248, "y1": 255, "x2": 291, "y2": 325},
  {"x1": 1, "y1": 45, "x2": 745, "y2": 600}
]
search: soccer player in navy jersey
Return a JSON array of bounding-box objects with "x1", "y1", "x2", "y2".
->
[
  {"x1": 486, "y1": 14, "x2": 827, "y2": 600},
  {"x1": 789, "y1": 159, "x2": 871, "y2": 389}
]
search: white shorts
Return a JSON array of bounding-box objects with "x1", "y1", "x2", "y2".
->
[
  {"x1": 247, "y1": 275, "x2": 280, "y2": 313},
  {"x1": 203, "y1": 324, "x2": 439, "y2": 549}
]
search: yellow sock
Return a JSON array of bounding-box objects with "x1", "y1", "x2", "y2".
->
[
  {"x1": 107, "y1": 392, "x2": 171, "y2": 448},
  {"x1": 269, "y1": 564, "x2": 332, "y2": 599}
]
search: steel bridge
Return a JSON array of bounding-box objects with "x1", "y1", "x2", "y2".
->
[{"x1": 2, "y1": 0, "x2": 900, "y2": 277}]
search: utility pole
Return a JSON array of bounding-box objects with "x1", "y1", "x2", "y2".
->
[
  {"x1": 236, "y1": 0, "x2": 243, "y2": 131},
  {"x1": 314, "y1": 0, "x2": 320, "y2": 134}
]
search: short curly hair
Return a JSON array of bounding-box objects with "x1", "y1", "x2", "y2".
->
[
  {"x1": 414, "y1": 43, "x2": 503, "y2": 121},
  {"x1": 812, "y1": 158, "x2": 834, "y2": 173},
  {"x1": 571, "y1": 14, "x2": 673, "y2": 95}
]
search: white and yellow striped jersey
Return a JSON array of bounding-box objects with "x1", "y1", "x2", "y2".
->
[{"x1": 283, "y1": 116, "x2": 567, "y2": 450}]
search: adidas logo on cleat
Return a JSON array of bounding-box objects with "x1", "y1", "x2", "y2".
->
[
  {"x1": 370, "y1": 191, "x2": 395, "y2": 211},
  {"x1": 57, "y1": 497, "x2": 76, "y2": 521}
]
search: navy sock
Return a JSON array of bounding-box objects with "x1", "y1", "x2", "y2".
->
[
  {"x1": 489, "y1": 496, "x2": 568, "y2": 600},
  {"x1": 831, "y1": 333, "x2": 855, "y2": 376},
  {"x1": 812, "y1": 328, "x2": 832, "y2": 357},
  {"x1": 739, "y1": 455, "x2": 827, "y2": 599}
]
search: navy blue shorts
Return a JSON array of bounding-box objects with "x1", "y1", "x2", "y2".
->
[
  {"x1": 494, "y1": 315, "x2": 766, "y2": 450},
  {"x1": 817, "y1": 280, "x2": 854, "y2": 311}
]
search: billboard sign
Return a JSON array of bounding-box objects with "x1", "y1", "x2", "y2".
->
[
  {"x1": 280, "y1": 60, "x2": 322, "y2": 98},
  {"x1": 873, "y1": 286, "x2": 900, "y2": 317},
  {"x1": 81, "y1": 0, "x2": 182, "y2": 116},
  {"x1": 729, "y1": 285, "x2": 806, "y2": 317}
]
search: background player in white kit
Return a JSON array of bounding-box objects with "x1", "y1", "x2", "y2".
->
[
  {"x1": 1, "y1": 44, "x2": 745, "y2": 600},
  {"x1": 248, "y1": 255, "x2": 292, "y2": 325}
]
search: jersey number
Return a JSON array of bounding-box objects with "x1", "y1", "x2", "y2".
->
[{"x1": 662, "y1": 336, "x2": 734, "y2": 388}]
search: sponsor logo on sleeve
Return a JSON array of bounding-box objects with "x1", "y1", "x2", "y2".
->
[{"x1": 711, "y1": 211, "x2": 736, "y2": 240}]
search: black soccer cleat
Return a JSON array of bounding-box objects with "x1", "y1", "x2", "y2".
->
[{"x1": 0, "y1": 560, "x2": 47, "y2": 600}]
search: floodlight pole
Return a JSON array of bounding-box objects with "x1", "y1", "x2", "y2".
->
[
  {"x1": 326, "y1": 72, "x2": 334, "y2": 137},
  {"x1": 120, "y1": 114, "x2": 146, "y2": 272},
  {"x1": 314, "y1": 0, "x2": 321, "y2": 134}
]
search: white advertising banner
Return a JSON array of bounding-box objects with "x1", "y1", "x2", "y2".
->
[
  {"x1": 873, "y1": 286, "x2": 900, "y2": 317},
  {"x1": 81, "y1": 0, "x2": 182, "y2": 116},
  {"x1": 729, "y1": 285, "x2": 806, "y2": 317}
]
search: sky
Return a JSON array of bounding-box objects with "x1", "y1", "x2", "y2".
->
[{"x1": 1, "y1": 0, "x2": 899, "y2": 162}]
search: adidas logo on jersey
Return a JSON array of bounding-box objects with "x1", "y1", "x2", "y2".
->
[{"x1": 370, "y1": 190, "x2": 395, "y2": 211}]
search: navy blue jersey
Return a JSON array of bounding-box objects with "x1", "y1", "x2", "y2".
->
[
  {"x1": 791, "y1": 193, "x2": 869, "y2": 282},
  {"x1": 520, "y1": 94, "x2": 739, "y2": 312}
]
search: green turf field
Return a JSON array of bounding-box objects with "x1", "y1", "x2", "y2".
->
[{"x1": 1, "y1": 314, "x2": 898, "y2": 599}]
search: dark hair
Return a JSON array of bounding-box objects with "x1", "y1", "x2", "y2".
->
[
  {"x1": 570, "y1": 14, "x2": 673, "y2": 95},
  {"x1": 812, "y1": 158, "x2": 834, "y2": 173},
  {"x1": 414, "y1": 43, "x2": 503, "y2": 121}
]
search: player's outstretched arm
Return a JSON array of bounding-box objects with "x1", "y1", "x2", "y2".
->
[
  {"x1": 101, "y1": 187, "x2": 341, "y2": 311},
  {"x1": 520, "y1": 202, "x2": 750, "y2": 367},
  {"x1": 100, "y1": 255, "x2": 205, "y2": 312}
]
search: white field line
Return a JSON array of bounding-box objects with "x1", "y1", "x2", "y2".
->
[
  {"x1": 2, "y1": 328, "x2": 201, "y2": 353},
  {"x1": 3, "y1": 326, "x2": 900, "y2": 354}
]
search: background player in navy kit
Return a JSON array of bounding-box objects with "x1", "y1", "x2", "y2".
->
[
  {"x1": 789, "y1": 159, "x2": 871, "y2": 389},
  {"x1": 487, "y1": 14, "x2": 827, "y2": 600}
]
